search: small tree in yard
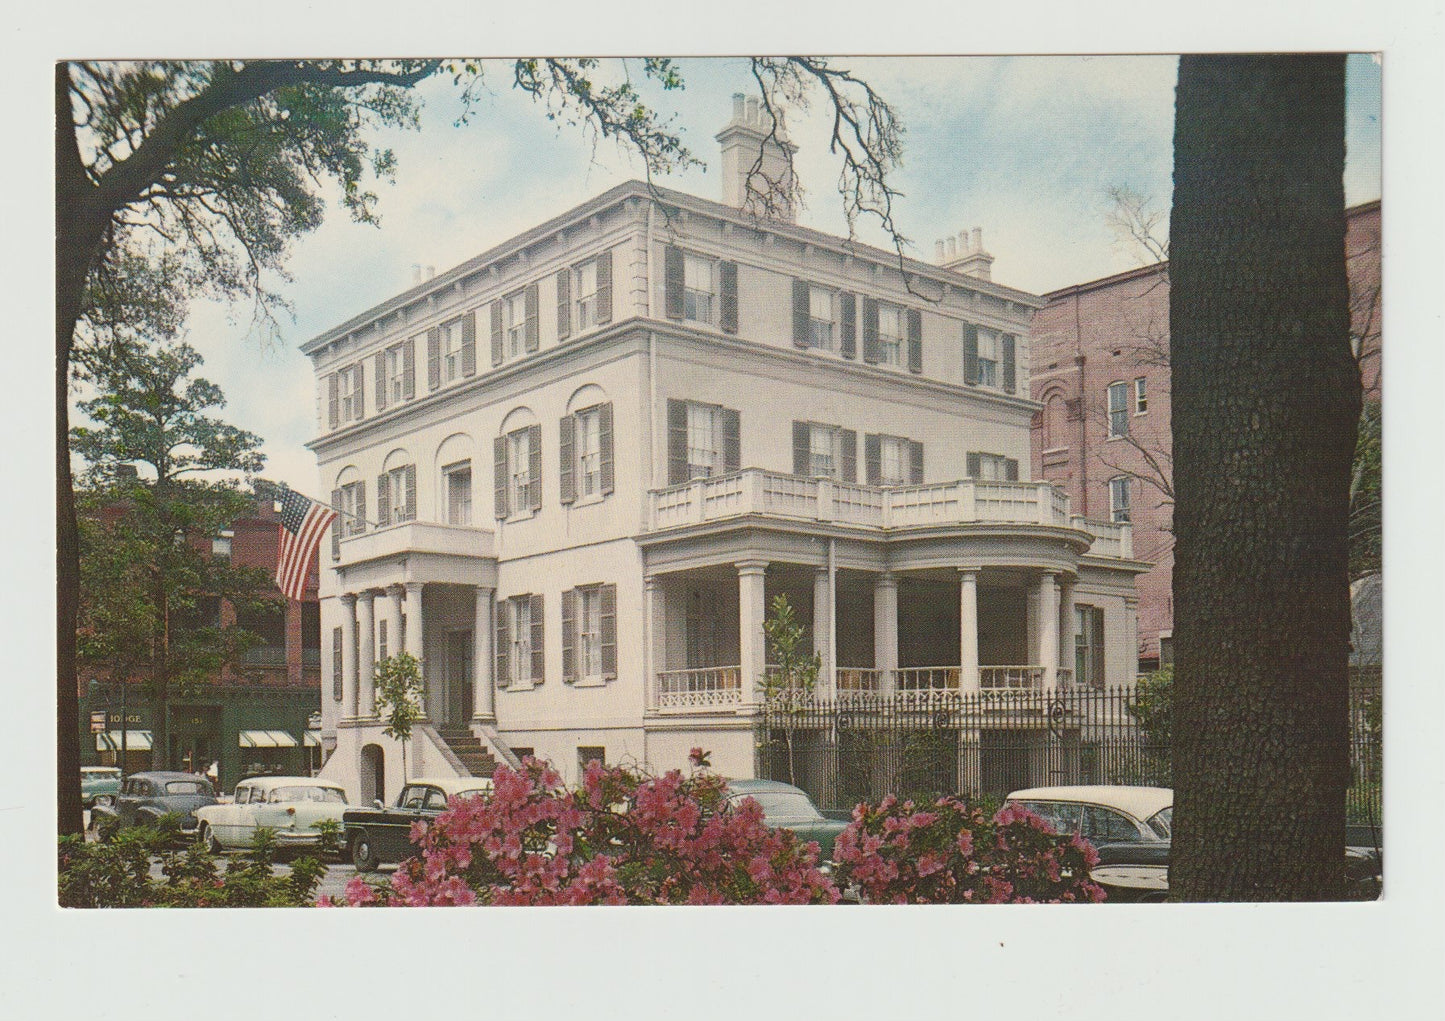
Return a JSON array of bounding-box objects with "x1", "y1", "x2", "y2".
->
[
  {"x1": 761, "y1": 594, "x2": 821, "y2": 787},
  {"x1": 373, "y1": 653, "x2": 425, "y2": 783}
]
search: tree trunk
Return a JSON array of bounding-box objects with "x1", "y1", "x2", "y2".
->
[{"x1": 1169, "y1": 54, "x2": 1359, "y2": 900}]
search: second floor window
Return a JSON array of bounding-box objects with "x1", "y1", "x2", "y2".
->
[
  {"x1": 684, "y1": 254, "x2": 714, "y2": 324},
  {"x1": 380, "y1": 464, "x2": 416, "y2": 526},
  {"x1": 576, "y1": 407, "x2": 602, "y2": 497},
  {"x1": 966, "y1": 451, "x2": 1019, "y2": 482},
  {"x1": 1110, "y1": 475, "x2": 1131, "y2": 524},
  {"x1": 880, "y1": 436, "x2": 908, "y2": 485},
  {"x1": 494, "y1": 423, "x2": 541, "y2": 519},
  {"x1": 509, "y1": 429, "x2": 533, "y2": 513},
  {"x1": 976, "y1": 330, "x2": 999, "y2": 388},
  {"x1": 877, "y1": 305, "x2": 903, "y2": 367},
  {"x1": 445, "y1": 463, "x2": 472, "y2": 525},
  {"x1": 338, "y1": 481, "x2": 366, "y2": 537},
  {"x1": 1108, "y1": 381, "x2": 1130, "y2": 438},
  {"x1": 1134, "y1": 377, "x2": 1148, "y2": 415},
  {"x1": 687, "y1": 402, "x2": 723, "y2": 478}
]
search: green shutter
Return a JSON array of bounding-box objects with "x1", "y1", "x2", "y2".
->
[
  {"x1": 966, "y1": 452, "x2": 981, "y2": 479},
  {"x1": 330, "y1": 489, "x2": 342, "y2": 558},
  {"x1": 404, "y1": 464, "x2": 417, "y2": 519},
  {"x1": 600, "y1": 584, "x2": 617, "y2": 677},
  {"x1": 495, "y1": 600, "x2": 510, "y2": 687},
  {"x1": 793, "y1": 420, "x2": 810, "y2": 475},
  {"x1": 663, "y1": 245, "x2": 684, "y2": 319},
  {"x1": 1004, "y1": 458, "x2": 1019, "y2": 482},
  {"x1": 719, "y1": 261, "x2": 738, "y2": 333},
  {"x1": 722, "y1": 408, "x2": 741, "y2": 473},
  {"x1": 556, "y1": 268, "x2": 572, "y2": 341},
  {"x1": 561, "y1": 588, "x2": 577, "y2": 682},
  {"x1": 527, "y1": 423, "x2": 543, "y2": 511},
  {"x1": 376, "y1": 473, "x2": 390, "y2": 528},
  {"x1": 667, "y1": 399, "x2": 688, "y2": 484},
  {"x1": 490, "y1": 301, "x2": 504, "y2": 366},
  {"x1": 529, "y1": 593, "x2": 545, "y2": 683},
  {"x1": 327, "y1": 374, "x2": 339, "y2": 429},
  {"x1": 1001, "y1": 333, "x2": 1016, "y2": 393},
  {"x1": 840, "y1": 430, "x2": 857, "y2": 483},
  {"x1": 494, "y1": 435, "x2": 509, "y2": 520},
  {"x1": 402, "y1": 340, "x2": 416, "y2": 400},
  {"x1": 375, "y1": 351, "x2": 387, "y2": 410},
  {"x1": 862, "y1": 298, "x2": 879, "y2": 363},
  {"x1": 427, "y1": 328, "x2": 441, "y2": 390},
  {"x1": 524, "y1": 283, "x2": 540, "y2": 353},
  {"x1": 909, "y1": 441, "x2": 924, "y2": 484},
  {"x1": 839, "y1": 292, "x2": 857, "y2": 359},
  {"x1": 792, "y1": 279, "x2": 810, "y2": 348},
  {"x1": 907, "y1": 309, "x2": 923, "y2": 373},
  {"x1": 599, "y1": 403, "x2": 614, "y2": 496},
  {"x1": 963, "y1": 324, "x2": 979, "y2": 385},
  {"x1": 461, "y1": 312, "x2": 477, "y2": 376},
  {"x1": 864, "y1": 434, "x2": 881, "y2": 485},
  {"x1": 559, "y1": 413, "x2": 576, "y2": 505},
  {"x1": 595, "y1": 248, "x2": 613, "y2": 326}
]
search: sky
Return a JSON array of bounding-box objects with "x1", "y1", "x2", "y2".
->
[{"x1": 160, "y1": 54, "x2": 1382, "y2": 495}]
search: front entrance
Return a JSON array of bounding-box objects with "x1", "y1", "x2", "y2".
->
[{"x1": 445, "y1": 629, "x2": 474, "y2": 726}]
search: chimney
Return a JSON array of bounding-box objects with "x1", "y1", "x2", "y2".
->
[
  {"x1": 411, "y1": 264, "x2": 422, "y2": 286},
  {"x1": 715, "y1": 92, "x2": 798, "y2": 222},
  {"x1": 426, "y1": 265, "x2": 436, "y2": 281},
  {"x1": 937, "y1": 224, "x2": 995, "y2": 282}
]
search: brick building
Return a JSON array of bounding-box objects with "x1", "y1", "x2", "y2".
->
[{"x1": 1029, "y1": 200, "x2": 1381, "y2": 671}]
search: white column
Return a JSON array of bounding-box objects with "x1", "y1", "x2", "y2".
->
[
  {"x1": 645, "y1": 575, "x2": 666, "y2": 709},
  {"x1": 874, "y1": 571, "x2": 898, "y2": 693},
  {"x1": 357, "y1": 591, "x2": 376, "y2": 716},
  {"x1": 737, "y1": 561, "x2": 769, "y2": 705},
  {"x1": 339, "y1": 594, "x2": 358, "y2": 718},
  {"x1": 473, "y1": 586, "x2": 495, "y2": 721},
  {"x1": 958, "y1": 569, "x2": 979, "y2": 693},
  {"x1": 812, "y1": 567, "x2": 832, "y2": 696},
  {"x1": 1059, "y1": 578, "x2": 1076, "y2": 685},
  {"x1": 403, "y1": 582, "x2": 426, "y2": 716},
  {"x1": 1124, "y1": 596, "x2": 1140, "y2": 684},
  {"x1": 1038, "y1": 572, "x2": 1059, "y2": 687},
  {"x1": 386, "y1": 584, "x2": 405, "y2": 662}
]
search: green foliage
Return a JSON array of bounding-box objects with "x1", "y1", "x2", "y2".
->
[
  {"x1": 1130, "y1": 667, "x2": 1173, "y2": 749},
  {"x1": 374, "y1": 653, "x2": 425, "y2": 744},
  {"x1": 312, "y1": 818, "x2": 343, "y2": 859},
  {"x1": 762, "y1": 594, "x2": 820, "y2": 699}
]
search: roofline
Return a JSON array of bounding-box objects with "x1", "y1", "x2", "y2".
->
[
  {"x1": 301, "y1": 180, "x2": 1046, "y2": 355},
  {"x1": 1041, "y1": 197, "x2": 1382, "y2": 302}
]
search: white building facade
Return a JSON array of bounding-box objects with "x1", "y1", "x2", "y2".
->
[{"x1": 307, "y1": 103, "x2": 1146, "y2": 805}]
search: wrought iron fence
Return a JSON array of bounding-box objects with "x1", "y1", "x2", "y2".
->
[{"x1": 756, "y1": 675, "x2": 1383, "y2": 828}]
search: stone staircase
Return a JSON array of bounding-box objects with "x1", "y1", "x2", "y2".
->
[{"x1": 435, "y1": 727, "x2": 503, "y2": 777}]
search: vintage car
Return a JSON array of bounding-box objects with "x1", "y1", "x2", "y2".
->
[
  {"x1": 194, "y1": 776, "x2": 348, "y2": 852},
  {"x1": 722, "y1": 779, "x2": 848, "y2": 866},
  {"x1": 343, "y1": 776, "x2": 495, "y2": 871},
  {"x1": 91, "y1": 771, "x2": 218, "y2": 838},
  {"x1": 81, "y1": 766, "x2": 123, "y2": 809}
]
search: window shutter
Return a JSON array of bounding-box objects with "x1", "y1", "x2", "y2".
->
[
  {"x1": 839, "y1": 292, "x2": 857, "y2": 359},
  {"x1": 862, "y1": 297, "x2": 880, "y2": 363},
  {"x1": 1091, "y1": 609, "x2": 1106, "y2": 688},
  {"x1": 595, "y1": 248, "x2": 613, "y2": 326},
  {"x1": 841, "y1": 430, "x2": 858, "y2": 483},
  {"x1": 663, "y1": 245, "x2": 684, "y2": 319},
  {"x1": 461, "y1": 313, "x2": 477, "y2": 376},
  {"x1": 353, "y1": 481, "x2": 366, "y2": 533},
  {"x1": 1004, "y1": 458, "x2": 1019, "y2": 482},
  {"x1": 907, "y1": 309, "x2": 923, "y2": 373},
  {"x1": 909, "y1": 440, "x2": 924, "y2": 484},
  {"x1": 1001, "y1": 333, "x2": 1016, "y2": 393},
  {"x1": 404, "y1": 464, "x2": 417, "y2": 519},
  {"x1": 524, "y1": 283, "x2": 540, "y2": 352},
  {"x1": 792, "y1": 420, "x2": 810, "y2": 475},
  {"x1": 375, "y1": 352, "x2": 387, "y2": 411},
  {"x1": 966, "y1": 452, "x2": 981, "y2": 479},
  {"x1": 490, "y1": 301, "x2": 504, "y2": 366},
  {"x1": 428, "y1": 328, "x2": 441, "y2": 390},
  {"x1": 792, "y1": 279, "x2": 810, "y2": 348},
  {"x1": 599, "y1": 402, "x2": 614, "y2": 495},
  {"x1": 667, "y1": 399, "x2": 688, "y2": 485},
  {"x1": 719, "y1": 260, "x2": 738, "y2": 333},
  {"x1": 376, "y1": 473, "x2": 391, "y2": 528},
  {"x1": 495, "y1": 600, "x2": 510, "y2": 687},
  {"x1": 402, "y1": 340, "x2": 416, "y2": 400},
  {"x1": 353, "y1": 361, "x2": 365, "y2": 419},
  {"x1": 561, "y1": 588, "x2": 577, "y2": 682},
  {"x1": 332, "y1": 627, "x2": 343, "y2": 699},
  {"x1": 527, "y1": 423, "x2": 542, "y2": 510},
  {"x1": 864, "y1": 434, "x2": 881, "y2": 485},
  {"x1": 600, "y1": 584, "x2": 617, "y2": 677},
  {"x1": 722, "y1": 408, "x2": 741, "y2": 473},
  {"x1": 559, "y1": 413, "x2": 576, "y2": 505},
  {"x1": 529, "y1": 593, "x2": 545, "y2": 683},
  {"x1": 963, "y1": 324, "x2": 979, "y2": 385},
  {"x1": 556, "y1": 268, "x2": 572, "y2": 341},
  {"x1": 327, "y1": 374, "x2": 339, "y2": 429},
  {"x1": 494, "y1": 435, "x2": 509, "y2": 519},
  {"x1": 330, "y1": 489, "x2": 342, "y2": 558}
]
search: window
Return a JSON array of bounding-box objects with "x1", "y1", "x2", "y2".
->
[
  {"x1": 1134, "y1": 377, "x2": 1148, "y2": 415},
  {"x1": 576, "y1": 407, "x2": 602, "y2": 497},
  {"x1": 504, "y1": 290, "x2": 526, "y2": 359},
  {"x1": 976, "y1": 330, "x2": 999, "y2": 388},
  {"x1": 578, "y1": 746, "x2": 606, "y2": 773},
  {"x1": 808, "y1": 286, "x2": 834, "y2": 350},
  {"x1": 381, "y1": 464, "x2": 416, "y2": 525},
  {"x1": 387, "y1": 345, "x2": 408, "y2": 403},
  {"x1": 445, "y1": 462, "x2": 472, "y2": 525},
  {"x1": 509, "y1": 429, "x2": 533, "y2": 513},
  {"x1": 338, "y1": 364, "x2": 363, "y2": 422},
  {"x1": 440, "y1": 319, "x2": 463, "y2": 383},
  {"x1": 877, "y1": 304, "x2": 903, "y2": 366},
  {"x1": 880, "y1": 436, "x2": 908, "y2": 485},
  {"x1": 494, "y1": 423, "x2": 541, "y2": 519},
  {"x1": 211, "y1": 530, "x2": 233, "y2": 559},
  {"x1": 667, "y1": 399, "x2": 739, "y2": 485},
  {"x1": 1075, "y1": 605, "x2": 1105, "y2": 689},
  {"x1": 1108, "y1": 381, "x2": 1129, "y2": 438},
  {"x1": 683, "y1": 254, "x2": 714, "y2": 324},
  {"x1": 967, "y1": 452, "x2": 1017, "y2": 482},
  {"x1": 562, "y1": 404, "x2": 614, "y2": 505},
  {"x1": 510, "y1": 597, "x2": 531, "y2": 685},
  {"x1": 338, "y1": 481, "x2": 366, "y2": 537},
  {"x1": 574, "y1": 260, "x2": 598, "y2": 331},
  {"x1": 810, "y1": 424, "x2": 837, "y2": 477},
  {"x1": 564, "y1": 583, "x2": 617, "y2": 683},
  {"x1": 1109, "y1": 476, "x2": 1131, "y2": 524},
  {"x1": 687, "y1": 403, "x2": 723, "y2": 479},
  {"x1": 579, "y1": 587, "x2": 603, "y2": 677},
  {"x1": 496, "y1": 594, "x2": 543, "y2": 687}
]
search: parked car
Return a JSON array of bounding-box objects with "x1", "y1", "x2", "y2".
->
[
  {"x1": 194, "y1": 776, "x2": 348, "y2": 853},
  {"x1": 91, "y1": 771, "x2": 218, "y2": 839},
  {"x1": 1004, "y1": 785, "x2": 1173, "y2": 903},
  {"x1": 343, "y1": 776, "x2": 495, "y2": 871},
  {"x1": 81, "y1": 766, "x2": 122, "y2": 809},
  {"x1": 722, "y1": 779, "x2": 848, "y2": 867}
]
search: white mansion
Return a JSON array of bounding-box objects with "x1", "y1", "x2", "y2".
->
[{"x1": 309, "y1": 98, "x2": 1146, "y2": 804}]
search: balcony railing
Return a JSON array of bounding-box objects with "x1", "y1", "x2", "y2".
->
[
  {"x1": 337, "y1": 520, "x2": 495, "y2": 567},
  {"x1": 648, "y1": 664, "x2": 1073, "y2": 709},
  {"x1": 652, "y1": 666, "x2": 741, "y2": 710}
]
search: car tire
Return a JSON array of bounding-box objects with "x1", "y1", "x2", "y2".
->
[
  {"x1": 351, "y1": 831, "x2": 380, "y2": 873},
  {"x1": 199, "y1": 823, "x2": 222, "y2": 854}
]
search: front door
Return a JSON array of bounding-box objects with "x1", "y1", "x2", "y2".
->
[{"x1": 446, "y1": 630, "x2": 473, "y2": 726}]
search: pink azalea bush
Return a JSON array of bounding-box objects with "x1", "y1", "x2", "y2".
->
[
  {"x1": 338, "y1": 756, "x2": 839, "y2": 906},
  {"x1": 831, "y1": 795, "x2": 1106, "y2": 904}
]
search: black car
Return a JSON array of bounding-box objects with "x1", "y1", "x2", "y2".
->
[
  {"x1": 92, "y1": 771, "x2": 218, "y2": 838},
  {"x1": 343, "y1": 777, "x2": 494, "y2": 871}
]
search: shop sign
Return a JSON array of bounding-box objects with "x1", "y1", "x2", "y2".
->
[{"x1": 89, "y1": 711, "x2": 106, "y2": 734}]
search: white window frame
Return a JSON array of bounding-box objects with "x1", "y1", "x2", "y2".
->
[
  {"x1": 575, "y1": 406, "x2": 603, "y2": 498},
  {"x1": 574, "y1": 260, "x2": 599, "y2": 332},
  {"x1": 879, "y1": 436, "x2": 909, "y2": 486},
  {"x1": 338, "y1": 482, "x2": 365, "y2": 537},
  {"x1": 508, "y1": 428, "x2": 533, "y2": 514},
  {"x1": 1109, "y1": 475, "x2": 1131, "y2": 524},
  {"x1": 877, "y1": 304, "x2": 904, "y2": 366},
  {"x1": 509, "y1": 596, "x2": 532, "y2": 687},
  {"x1": 976, "y1": 330, "x2": 999, "y2": 388},
  {"x1": 386, "y1": 465, "x2": 414, "y2": 523},
  {"x1": 1107, "y1": 381, "x2": 1129, "y2": 438},
  {"x1": 809, "y1": 423, "x2": 839, "y2": 478},
  {"x1": 807, "y1": 286, "x2": 835, "y2": 351},
  {"x1": 444, "y1": 461, "x2": 472, "y2": 526},
  {"x1": 441, "y1": 320, "x2": 463, "y2": 383},
  {"x1": 338, "y1": 365, "x2": 362, "y2": 421},
  {"x1": 686, "y1": 402, "x2": 723, "y2": 479},
  {"x1": 211, "y1": 530, "x2": 233, "y2": 559},
  {"x1": 1134, "y1": 377, "x2": 1148, "y2": 415},
  {"x1": 683, "y1": 254, "x2": 715, "y2": 326},
  {"x1": 387, "y1": 345, "x2": 407, "y2": 403},
  {"x1": 976, "y1": 452, "x2": 1009, "y2": 481},
  {"x1": 578, "y1": 585, "x2": 603, "y2": 680},
  {"x1": 504, "y1": 290, "x2": 526, "y2": 360}
]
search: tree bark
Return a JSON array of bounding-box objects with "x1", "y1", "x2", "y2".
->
[{"x1": 1169, "y1": 54, "x2": 1359, "y2": 900}]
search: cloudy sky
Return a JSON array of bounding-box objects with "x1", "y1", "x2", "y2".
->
[{"x1": 140, "y1": 55, "x2": 1382, "y2": 494}]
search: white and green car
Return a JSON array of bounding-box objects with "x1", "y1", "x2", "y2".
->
[{"x1": 195, "y1": 776, "x2": 349, "y2": 852}]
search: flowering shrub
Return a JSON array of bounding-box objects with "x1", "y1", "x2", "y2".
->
[
  {"x1": 832, "y1": 795, "x2": 1106, "y2": 904},
  {"x1": 337, "y1": 757, "x2": 839, "y2": 906}
]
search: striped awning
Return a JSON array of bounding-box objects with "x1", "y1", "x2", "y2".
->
[
  {"x1": 238, "y1": 729, "x2": 299, "y2": 748},
  {"x1": 96, "y1": 729, "x2": 152, "y2": 752},
  {"x1": 303, "y1": 731, "x2": 322, "y2": 747}
]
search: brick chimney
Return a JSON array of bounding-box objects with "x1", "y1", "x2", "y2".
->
[
  {"x1": 936, "y1": 226, "x2": 995, "y2": 281},
  {"x1": 716, "y1": 93, "x2": 798, "y2": 222}
]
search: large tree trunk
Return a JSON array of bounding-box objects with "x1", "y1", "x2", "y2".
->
[{"x1": 1169, "y1": 54, "x2": 1359, "y2": 900}]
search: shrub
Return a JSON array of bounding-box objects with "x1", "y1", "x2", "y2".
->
[{"x1": 831, "y1": 795, "x2": 1106, "y2": 904}]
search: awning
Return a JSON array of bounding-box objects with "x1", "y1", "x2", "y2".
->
[
  {"x1": 96, "y1": 730, "x2": 152, "y2": 752},
  {"x1": 238, "y1": 729, "x2": 299, "y2": 749},
  {"x1": 304, "y1": 731, "x2": 322, "y2": 748}
]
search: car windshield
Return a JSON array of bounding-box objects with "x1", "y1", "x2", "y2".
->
[
  {"x1": 268, "y1": 786, "x2": 346, "y2": 804},
  {"x1": 1146, "y1": 807, "x2": 1172, "y2": 839},
  {"x1": 165, "y1": 780, "x2": 212, "y2": 795},
  {"x1": 735, "y1": 791, "x2": 821, "y2": 822},
  {"x1": 84, "y1": 768, "x2": 121, "y2": 778}
]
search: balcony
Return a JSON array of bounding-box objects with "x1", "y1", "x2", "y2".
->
[{"x1": 337, "y1": 520, "x2": 495, "y2": 567}]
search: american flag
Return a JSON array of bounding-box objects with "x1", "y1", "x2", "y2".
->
[{"x1": 275, "y1": 490, "x2": 338, "y2": 601}]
